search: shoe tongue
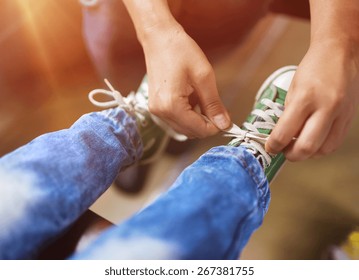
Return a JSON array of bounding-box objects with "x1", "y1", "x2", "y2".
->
[
  {"x1": 137, "y1": 76, "x2": 149, "y2": 95},
  {"x1": 273, "y1": 70, "x2": 295, "y2": 92}
]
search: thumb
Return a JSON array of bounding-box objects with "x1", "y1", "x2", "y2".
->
[{"x1": 194, "y1": 71, "x2": 231, "y2": 130}]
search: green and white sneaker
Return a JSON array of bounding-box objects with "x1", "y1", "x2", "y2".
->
[
  {"x1": 226, "y1": 66, "x2": 297, "y2": 182},
  {"x1": 88, "y1": 76, "x2": 187, "y2": 164}
]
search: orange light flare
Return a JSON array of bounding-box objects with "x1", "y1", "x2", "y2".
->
[
  {"x1": 13, "y1": 0, "x2": 58, "y2": 89},
  {"x1": 13, "y1": 0, "x2": 84, "y2": 91}
]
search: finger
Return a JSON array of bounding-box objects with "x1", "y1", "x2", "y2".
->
[
  {"x1": 148, "y1": 78, "x2": 220, "y2": 138},
  {"x1": 167, "y1": 106, "x2": 220, "y2": 138},
  {"x1": 284, "y1": 111, "x2": 333, "y2": 161},
  {"x1": 266, "y1": 104, "x2": 309, "y2": 154},
  {"x1": 316, "y1": 116, "x2": 351, "y2": 156},
  {"x1": 193, "y1": 69, "x2": 231, "y2": 130},
  {"x1": 188, "y1": 91, "x2": 199, "y2": 108}
]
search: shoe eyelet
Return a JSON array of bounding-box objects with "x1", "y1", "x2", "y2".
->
[{"x1": 141, "y1": 120, "x2": 148, "y2": 127}]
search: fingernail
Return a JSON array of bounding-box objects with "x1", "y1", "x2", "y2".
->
[
  {"x1": 265, "y1": 142, "x2": 273, "y2": 153},
  {"x1": 265, "y1": 138, "x2": 278, "y2": 154},
  {"x1": 213, "y1": 114, "x2": 231, "y2": 130}
]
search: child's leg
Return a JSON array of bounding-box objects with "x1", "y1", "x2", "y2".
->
[
  {"x1": 72, "y1": 146, "x2": 269, "y2": 260},
  {"x1": 0, "y1": 108, "x2": 142, "y2": 259}
]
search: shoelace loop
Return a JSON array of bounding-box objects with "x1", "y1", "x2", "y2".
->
[
  {"x1": 88, "y1": 79, "x2": 149, "y2": 126},
  {"x1": 88, "y1": 79, "x2": 188, "y2": 142}
]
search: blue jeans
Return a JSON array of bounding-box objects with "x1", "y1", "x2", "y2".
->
[{"x1": 0, "y1": 108, "x2": 270, "y2": 259}]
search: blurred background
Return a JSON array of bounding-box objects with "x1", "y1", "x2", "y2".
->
[{"x1": 0, "y1": 0, "x2": 358, "y2": 259}]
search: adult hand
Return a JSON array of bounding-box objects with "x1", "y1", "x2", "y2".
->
[
  {"x1": 266, "y1": 39, "x2": 359, "y2": 161},
  {"x1": 141, "y1": 22, "x2": 231, "y2": 138}
]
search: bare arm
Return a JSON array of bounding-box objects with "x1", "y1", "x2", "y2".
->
[
  {"x1": 122, "y1": 0, "x2": 231, "y2": 138},
  {"x1": 310, "y1": 0, "x2": 359, "y2": 45},
  {"x1": 122, "y1": 0, "x2": 176, "y2": 40},
  {"x1": 267, "y1": 0, "x2": 359, "y2": 160}
]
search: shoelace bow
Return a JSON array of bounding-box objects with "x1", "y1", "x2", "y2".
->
[
  {"x1": 224, "y1": 87, "x2": 284, "y2": 168},
  {"x1": 88, "y1": 80, "x2": 187, "y2": 142},
  {"x1": 88, "y1": 79, "x2": 149, "y2": 126},
  {"x1": 79, "y1": 0, "x2": 98, "y2": 7}
]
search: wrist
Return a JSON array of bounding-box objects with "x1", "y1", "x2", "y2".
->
[
  {"x1": 310, "y1": 36, "x2": 359, "y2": 62},
  {"x1": 309, "y1": 38, "x2": 359, "y2": 81},
  {"x1": 122, "y1": 0, "x2": 179, "y2": 44},
  {"x1": 137, "y1": 17, "x2": 183, "y2": 45},
  {"x1": 310, "y1": 0, "x2": 359, "y2": 45},
  {"x1": 311, "y1": 27, "x2": 359, "y2": 50}
]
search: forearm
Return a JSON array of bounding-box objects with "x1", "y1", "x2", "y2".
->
[
  {"x1": 310, "y1": 0, "x2": 359, "y2": 44},
  {"x1": 122, "y1": 0, "x2": 180, "y2": 44}
]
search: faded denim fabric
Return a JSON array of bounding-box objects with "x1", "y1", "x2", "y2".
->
[
  {"x1": 0, "y1": 108, "x2": 142, "y2": 259},
  {"x1": 73, "y1": 146, "x2": 270, "y2": 260},
  {"x1": 0, "y1": 108, "x2": 269, "y2": 260}
]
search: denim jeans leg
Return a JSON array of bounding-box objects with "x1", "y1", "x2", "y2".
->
[
  {"x1": 72, "y1": 146, "x2": 270, "y2": 260},
  {"x1": 0, "y1": 108, "x2": 142, "y2": 259}
]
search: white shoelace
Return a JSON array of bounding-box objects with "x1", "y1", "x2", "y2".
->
[
  {"x1": 224, "y1": 86, "x2": 284, "y2": 168},
  {"x1": 79, "y1": 0, "x2": 98, "y2": 7},
  {"x1": 88, "y1": 80, "x2": 187, "y2": 141},
  {"x1": 89, "y1": 80, "x2": 283, "y2": 166},
  {"x1": 89, "y1": 79, "x2": 149, "y2": 126}
]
